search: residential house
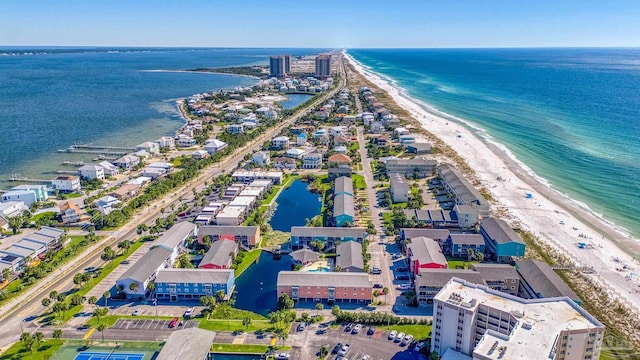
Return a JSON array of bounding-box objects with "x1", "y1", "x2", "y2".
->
[
  {"x1": 199, "y1": 239, "x2": 238, "y2": 269},
  {"x1": 142, "y1": 167, "x2": 165, "y2": 179},
  {"x1": 516, "y1": 259, "x2": 582, "y2": 305},
  {"x1": 447, "y1": 234, "x2": 486, "y2": 258},
  {"x1": 115, "y1": 246, "x2": 173, "y2": 299},
  {"x1": 385, "y1": 157, "x2": 436, "y2": 179},
  {"x1": 452, "y1": 204, "x2": 480, "y2": 229},
  {"x1": 114, "y1": 155, "x2": 141, "y2": 170},
  {"x1": 334, "y1": 193, "x2": 354, "y2": 227},
  {"x1": 333, "y1": 136, "x2": 350, "y2": 146},
  {"x1": 407, "y1": 143, "x2": 432, "y2": 155},
  {"x1": 252, "y1": 151, "x2": 271, "y2": 166},
  {"x1": 334, "y1": 176, "x2": 353, "y2": 196},
  {"x1": 96, "y1": 195, "x2": 121, "y2": 215},
  {"x1": 232, "y1": 170, "x2": 283, "y2": 185},
  {"x1": 290, "y1": 227, "x2": 367, "y2": 248},
  {"x1": 156, "y1": 222, "x2": 197, "y2": 263},
  {"x1": 479, "y1": 217, "x2": 526, "y2": 262},
  {"x1": 59, "y1": 201, "x2": 82, "y2": 224},
  {"x1": 192, "y1": 150, "x2": 209, "y2": 160},
  {"x1": 470, "y1": 263, "x2": 520, "y2": 296},
  {"x1": 285, "y1": 148, "x2": 306, "y2": 159},
  {"x1": 51, "y1": 175, "x2": 81, "y2": 193},
  {"x1": 0, "y1": 201, "x2": 28, "y2": 219},
  {"x1": 407, "y1": 236, "x2": 448, "y2": 274},
  {"x1": 277, "y1": 272, "x2": 372, "y2": 304},
  {"x1": 205, "y1": 139, "x2": 228, "y2": 154},
  {"x1": 327, "y1": 154, "x2": 352, "y2": 167},
  {"x1": 136, "y1": 141, "x2": 160, "y2": 154},
  {"x1": 155, "y1": 269, "x2": 234, "y2": 302},
  {"x1": 156, "y1": 136, "x2": 175, "y2": 149},
  {"x1": 302, "y1": 152, "x2": 322, "y2": 169},
  {"x1": 272, "y1": 136, "x2": 290, "y2": 150},
  {"x1": 78, "y1": 164, "x2": 105, "y2": 181},
  {"x1": 290, "y1": 248, "x2": 321, "y2": 266},
  {"x1": 333, "y1": 145, "x2": 348, "y2": 154},
  {"x1": 335, "y1": 241, "x2": 364, "y2": 272},
  {"x1": 296, "y1": 132, "x2": 307, "y2": 146},
  {"x1": 415, "y1": 269, "x2": 486, "y2": 305},
  {"x1": 176, "y1": 134, "x2": 197, "y2": 148},
  {"x1": 215, "y1": 206, "x2": 245, "y2": 226},
  {"x1": 400, "y1": 228, "x2": 451, "y2": 247},
  {"x1": 110, "y1": 183, "x2": 140, "y2": 201},
  {"x1": 97, "y1": 161, "x2": 119, "y2": 177},
  {"x1": 389, "y1": 173, "x2": 410, "y2": 203},
  {"x1": 272, "y1": 157, "x2": 296, "y2": 170},
  {"x1": 197, "y1": 225, "x2": 261, "y2": 248}
]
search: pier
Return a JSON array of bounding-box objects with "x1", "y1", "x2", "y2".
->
[
  {"x1": 73, "y1": 144, "x2": 136, "y2": 151},
  {"x1": 57, "y1": 144, "x2": 136, "y2": 156},
  {"x1": 61, "y1": 161, "x2": 85, "y2": 166},
  {"x1": 8, "y1": 176, "x2": 51, "y2": 184}
]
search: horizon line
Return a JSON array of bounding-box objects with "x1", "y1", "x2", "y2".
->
[{"x1": 2, "y1": 45, "x2": 640, "y2": 50}]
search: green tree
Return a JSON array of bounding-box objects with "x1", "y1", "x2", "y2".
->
[
  {"x1": 20, "y1": 332, "x2": 35, "y2": 353},
  {"x1": 315, "y1": 302, "x2": 324, "y2": 317},
  {"x1": 277, "y1": 293, "x2": 294, "y2": 310},
  {"x1": 88, "y1": 296, "x2": 98, "y2": 307},
  {"x1": 103, "y1": 291, "x2": 111, "y2": 307},
  {"x1": 218, "y1": 302, "x2": 233, "y2": 329},
  {"x1": 331, "y1": 305, "x2": 341, "y2": 317},
  {"x1": 49, "y1": 290, "x2": 58, "y2": 301},
  {"x1": 93, "y1": 307, "x2": 108, "y2": 325},
  {"x1": 33, "y1": 332, "x2": 44, "y2": 346},
  {"x1": 319, "y1": 345, "x2": 328, "y2": 359},
  {"x1": 216, "y1": 289, "x2": 226, "y2": 302},
  {"x1": 97, "y1": 323, "x2": 107, "y2": 342},
  {"x1": 242, "y1": 316, "x2": 252, "y2": 329},
  {"x1": 117, "y1": 240, "x2": 131, "y2": 253},
  {"x1": 41, "y1": 297, "x2": 51, "y2": 311},
  {"x1": 275, "y1": 327, "x2": 288, "y2": 347},
  {"x1": 309, "y1": 240, "x2": 325, "y2": 252},
  {"x1": 53, "y1": 329, "x2": 63, "y2": 344},
  {"x1": 333, "y1": 265, "x2": 342, "y2": 272},
  {"x1": 8, "y1": 215, "x2": 23, "y2": 234}
]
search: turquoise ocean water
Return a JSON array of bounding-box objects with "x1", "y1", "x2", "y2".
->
[
  {"x1": 348, "y1": 48, "x2": 640, "y2": 238},
  {"x1": 0, "y1": 47, "x2": 325, "y2": 186}
]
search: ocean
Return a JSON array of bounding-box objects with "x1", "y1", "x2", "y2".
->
[
  {"x1": 0, "y1": 47, "x2": 325, "y2": 186},
  {"x1": 348, "y1": 48, "x2": 640, "y2": 238}
]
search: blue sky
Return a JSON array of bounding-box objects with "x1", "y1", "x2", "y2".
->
[{"x1": 1, "y1": 0, "x2": 639, "y2": 48}]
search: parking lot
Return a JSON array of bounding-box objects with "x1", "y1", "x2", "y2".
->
[
  {"x1": 112, "y1": 318, "x2": 198, "y2": 331},
  {"x1": 287, "y1": 322, "x2": 427, "y2": 360}
]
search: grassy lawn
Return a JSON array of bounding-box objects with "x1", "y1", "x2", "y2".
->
[
  {"x1": 349, "y1": 142, "x2": 360, "y2": 151},
  {"x1": 85, "y1": 314, "x2": 175, "y2": 328},
  {"x1": 378, "y1": 324, "x2": 432, "y2": 339},
  {"x1": 234, "y1": 249, "x2": 262, "y2": 278},
  {"x1": 0, "y1": 339, "x2": 63, "y2": 360},
  {"x1": 262, "y1": 186, "x2": 282, "y2": 205},
  {"x1": 210, "y1": 343, "x2": 290, "y2": 354},
  {"x1": 198, "y1": 319, "x2": 273, "y2": 332},
  {"x1": 445, "y1": 257, "x2": 477, "y2": 269},
  {"x1": 352, "y1": 174, "x2": 366, "y2": 190},
  {"x1": 208, "y1": 307, "x2": 267, "y2": 320}
]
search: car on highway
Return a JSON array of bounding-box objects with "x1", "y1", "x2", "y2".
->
[
  {"x1": 132, "y1": 309, "x2": 141, "y2": 316},
  {"x1": 332, "y1": 343, "x2": 343, "y2": 354},
  {"x1": 338, "y1": 344, "x2": 350, "y2": 356},
  {"x1": 169, "y1": 317, "x2": 179, "y2": 328},
  {"x1": 395, "y1": 332, "x2": 405, "y2": 342},
  {"x1": 388, "y1": 330, "x2": 397, "y2": 340}
]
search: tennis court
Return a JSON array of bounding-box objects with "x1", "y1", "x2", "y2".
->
[{"x1": 74, "y1": 351, "x2": 145, "y2": 360}]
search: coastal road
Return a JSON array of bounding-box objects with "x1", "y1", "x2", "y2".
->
[{"x1": 0, "y1": 56, "x2": 346, "y2": 351}]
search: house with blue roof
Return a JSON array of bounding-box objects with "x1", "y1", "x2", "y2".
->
[{"x1": 479, "y1": 217, "x2": 525, "y2": 262}]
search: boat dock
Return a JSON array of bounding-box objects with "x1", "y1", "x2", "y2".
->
[
  {"x1": 8, "y1": 176, "x2": 51, "y2": 184},
  {"x1": 61, "y1": 161, "x2": 85, "y2": 166},
  {"x1": 73, "y1": 144, "x2": 136, "y2": 151},
  {"x1": 57, "y1": 144, "x2": 136, "y2": 156}
]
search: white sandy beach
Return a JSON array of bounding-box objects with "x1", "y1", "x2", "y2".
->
[{"x1": 344, "y1": 53, "x2": 640, "y2": 315}]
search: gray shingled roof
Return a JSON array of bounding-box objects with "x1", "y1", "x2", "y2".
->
[
  {"x1": 278, "y1": 271, "x2": 371, "y2": 287},
  {"x1": 118, "y1": 246, "x2": 172, "y2": 283},
  {"x1": 290, "y1": 248, "x2": 321, "y2": 263},
  {"x1": 157, "y1": 222, "x2": 196, "y2": 250},
  {"x1": 437, "y1": 163, "x2": 489, "y2": 207},
  {"x1": 408, "y1": 237, "x2": 447, "y2": 266},
  {"x1": 200, "y1": 240, "x2": 237, "y2": 267},
  {"x1": 387, "y1": 157, "x2": 437, "y2": 166},
  {"x1": 291, "y1": 227, "x2": 366, "y2": 238},
  {"x1": 401, "y1": 228, "x2": 450, "y2": 241},
  {"x1": 516, "y1": 259, "x2": 580, "y2": 301},
  {"x1": 471, "y1": 263, "x2": 519, "y2": 282},
  {"x1": 198, "y1": 225, "x2": 259, "y2": 237},
  {"x1": 155, "y1": 268, "x2": 233, "y2": 284},
  {"x1": 389, "y1": 173, "x2": 407, "y2": 186},
  {"x1": 449, "y1": 234, "x2": 485, "y2": 246},
  {"x1": 416, "y1": 269, "x2": 486, "y2": 288},
  {"x1": 156, "y1": 328, "x2": 216, "y2": 360},
  {"x1": 480, "y1": 217, "x2": 524, "y2": 245},
  {"x1": 334, "y1": 176, "x2": 353, "y2": 195},
  {"x1": 336, "y1": 241, "x2": 364, "y2": 270},
  {"x1": 334, "y1": 193, "x2": 355, "y2": 217}
]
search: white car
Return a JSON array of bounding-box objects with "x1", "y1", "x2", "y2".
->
[
  {"x1": 274, "y1": 353, "x2": 290, "y2": 360},
  {"x1": 395, "y1": 332, "x2": 405, "y2": 342},
  {"x1": 338, "y1": 344, "x2": 350, "y2": 356},
  {"x1": 415, "y1": 342, "x2": 425, "y2": 352},
  {"x1": 401, "y1": 334, "x2": 414, "y2": 345},
  {"x1": 399, "y1": 284, "x2": 412, "y2": 290},
  {"x1": 352, "y1": 324, "x2": 362, "y2": 334},
  {"x1": 388, "y1": 330, "x2": 397, "y2": 340}
]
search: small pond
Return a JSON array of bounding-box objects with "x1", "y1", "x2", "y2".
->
[
  {"x1": 269, "y1": 179, "x2": 321, "y2": 232},
  {"x1": 233, "y1": 251, "x2": 293, "y2": 316},
  {"x1": 278, "y1": 93, "x2": 314, "y2": 109}
]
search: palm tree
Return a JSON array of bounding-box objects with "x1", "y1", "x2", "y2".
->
[
  {"x1": 103, "y1": 291, "x2": 111, "y2": 307},
  {"x1": 52, "y1": 329, "x2": 63, "y2": 344},
  {"x1": 129, "y1": 282, "x2": 138, "y2": 295},
  {"x1": 33, "y1": 332, "x2": 44, "y2": 346},
  {"x1": 41, "y1": 297, "x2": 51, "y2": 311},
  {"x1": 97, "y1": 324, "x2": 107, "y2": 342},
  {"x1": 275, "y1": 327, "x2": 288, "y2": 347},
  {"x1": 242, "y1": 316, "x2": 252, "y2": 329},
  {"x1": 147, "y1": 281, "x2": 156, "y2": 297},
  {"x1": 467, "y1": 248, "x2": 475, "y2": 262},
  {"x1": 88, "y1": 296, "x2": 98, "y2": 308},
  {"x1": 315, "y1": 303, "x2": 324, "y2": 317}
]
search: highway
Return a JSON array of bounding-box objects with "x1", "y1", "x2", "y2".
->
[{"x1": 0, "y1": 57, "x2": 346, "y2": 350}]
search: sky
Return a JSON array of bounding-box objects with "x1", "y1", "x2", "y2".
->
[{"x1": 1, "y1": 0, "x2": 639, "y2": 48}]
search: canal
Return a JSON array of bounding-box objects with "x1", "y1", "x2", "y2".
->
[
  {"x1": 269, "y1": 179, "x2": 321, "y2": 232},
  {"x1": 233, "y1": 251, "x2": 293, "y2": 316},
  {"x1": 279, "y1": 93, "x2": 314, "y2": 109}
]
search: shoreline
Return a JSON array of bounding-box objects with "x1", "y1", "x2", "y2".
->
[
  {"x1": 343, "y1": 52, "x2": 640, "y2": 312},
  {"x1": 141, "y1": 69, "x2": 262, "y2": 80}
]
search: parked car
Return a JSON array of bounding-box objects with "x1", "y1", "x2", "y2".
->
[
  {"x1": 297, "y1": 323, "x2": 305, "y2": 332},
  {"x1": 184, "y1": 307, "x2": 194, "y2": 318},
  {"x1": 169, "y1": 317, "x2": 179, "y2": 328},
  {"x1": 395, "y1": 332, "x2": 405, "y2": 342},
  {"x1": 397, "y1": 267, "x2": 408, "y2": 272},
  {"x1": 332, "y1": 343, "x2": 343, "y2": 354},
  {"x1": 367, "y1": 326, "x2": 375, "y2": 335},
  {"x1": 274, "y1": 353, "x2": 290, "y2": 360},
  {"x1": 396, "y1": 275, "x2": 410, "y2": 281},
  {"x1": 352, "y1": 324, "x2": 362, "y2": 334},
  {"x1": 373, "y1": 283, "x2": 383, "y2": 289},
  {"x1": 415, "y1": 342, "x2": 426, "y2": 352},
  {"x1": 399, "y1": 284, "x2": 412, "y2": 290},
  {"x1": 132, "y1": 309, "x2": 140, "y2": 316},
  {"x1": 401, "y1": 334, "x2": 414, "y2": 345},
  {"x1": 388, "y1": 330, "x2": 397, "y2": 340},
  {"x1": 338, "y1": 344, "x2": 351, "y2": 356},
  {"x1": 345, "y1": 323, "x2": 353, "y2": 332}
]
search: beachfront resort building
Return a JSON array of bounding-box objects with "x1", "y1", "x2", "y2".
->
[
  {"x1": 277, "y1": 271, "x2": 372, "y2": 304},
  {"x1": 415, "y1": 269, "x2": 486, "y2": 305},
  {"x1": 389, "y1": 173, "x2": 410, "y2": 203},
  {"x1": 1, "y1": 185, "x2": 49, "y2": 207},
  {"x1": 315, "y1": 54, "x2": 332, "y2": 79},
  {"x1": 430, "y1": 278, "x2": 605, "y2": 360},
  {"x1": 479, "y1": 217, "x2": 526, "y2": 262},
  {"x1": 437, "y1": 163, "x2": 491, "y2": 217},
  {"x1": 155, "y1": 269, "x2": 235, "y2": 302},
  {"x1": 51, "y1": 175, "x2": 81, "y2": 193},
  {"x1": 269, "y1": 55, "x2": 290, "y2": 78},
  {"x1": 447, "y1": 234, "x2": 486, "y2": 258},
  {"x1": 407, "y1": 236, "x2": 448, "y2": 274},
  {"x1": 516, "y1": 259, "x2": 582, "y2": 306},
  {"x1": 78, "y1": 164, "x2": 105, "y2": 181},
  {"x1": 290, "y1": 227, "x2": 367, "y2": 249}
]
